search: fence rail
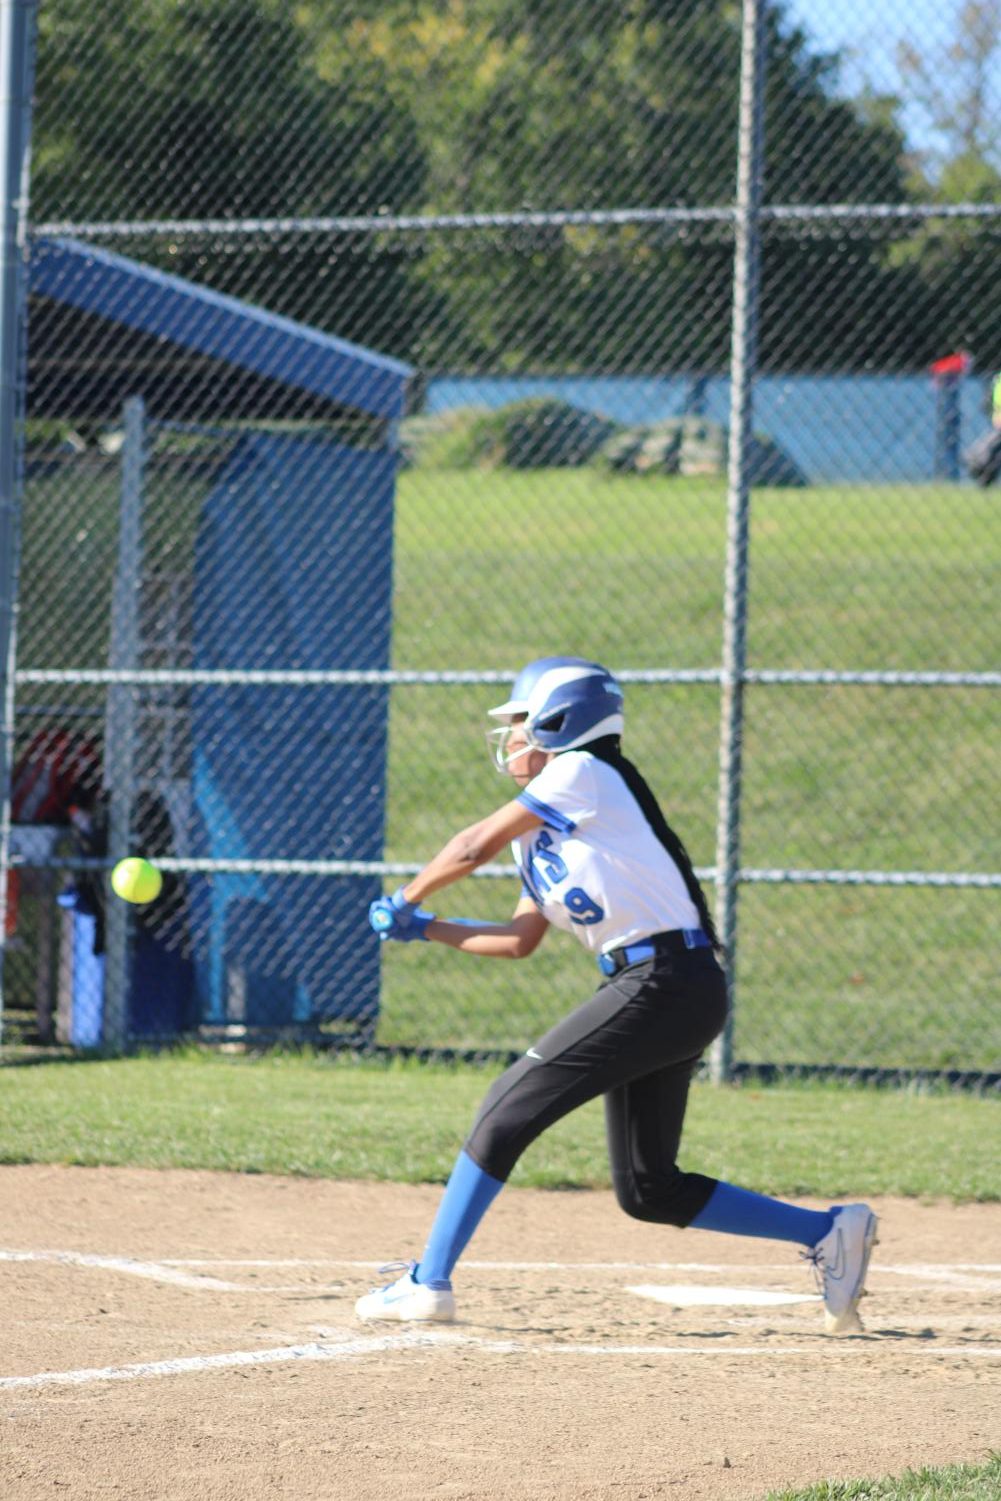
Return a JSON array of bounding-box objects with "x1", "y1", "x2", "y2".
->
[
  {"x1": 32, "y1": 200, "x2": 1001, "y2": 238},
  {"x1": 16, "y1": 669, "x2": 1001, "y2": 688},
  {"x1": 19, "y1": 856, "x2": 1000, "y2": 889}
]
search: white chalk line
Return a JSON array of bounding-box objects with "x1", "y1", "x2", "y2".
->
[
  {"x1": 0, "y1": 1328, "x2": 454, "y2": 1390},
  {"x1": 4, "y1": 1325, "x2": 1001, "y2": 1393},
  {"x1": 160, "y1": 1257, "x2": 1001, "y2": 1276},
  {"x1": 0, "y1": 1249, "x2": 336, "y2": 1294},
  {"x1": 8, "y1": 1248, "x2": 995, "y2": 1336},
  {"x1": 7, "y1": 1251, "x2": 998, "y2": 1295},
  {"x1": 876, "y1": 1265, "x2": 1001, "y2": 1293},
  {"x1": 0, "y1": 1250, "x2": 248, "y2": 1291}
]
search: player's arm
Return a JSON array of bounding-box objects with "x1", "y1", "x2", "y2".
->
[
  {"x1": 426, "y1": 896, "x2": 549, "y2": 961},
  {"x1": 400, "y1": 799, "x2": 543, "y2": 904}
]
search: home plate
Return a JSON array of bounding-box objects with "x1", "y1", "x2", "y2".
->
[{"x1": 628, "y1": 1284, "x2": 820, "y2": 1308}]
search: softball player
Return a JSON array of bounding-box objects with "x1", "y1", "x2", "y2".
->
[{"x1": 358, "y1": 658, "x2": 877, "y2": 1333}]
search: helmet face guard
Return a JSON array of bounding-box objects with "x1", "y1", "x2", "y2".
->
[{"x1": 486, "y1": 722, "x2": 536, "y2": 773}]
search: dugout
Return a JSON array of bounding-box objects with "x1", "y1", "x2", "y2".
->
[{"x1": 24, "y1": 237, "x2": 412, "y2": 1042}]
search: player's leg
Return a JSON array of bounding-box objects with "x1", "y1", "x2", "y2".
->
[
  {"x1": 606, "y1": 1060, "x2": 878, "y2": 1332},
  {"x1": 413, "y1": 998, "x2": 667, "y2": 1291},
  {"x1": 357, "y1": 968, "x2": 720, "y2": 1320},
  {"x1": 459, "y1": 941, "x2": 730, "y2": 1178},
  {"x1": 414, "y1": 956, "x2": 731, "y2": 1282},
  {"x1": 356, "y1": 956, "x2": 875, "y2": 1328},
  {"x1": 605, "y1": 1062, "x2": 834, "y2": 1243}
]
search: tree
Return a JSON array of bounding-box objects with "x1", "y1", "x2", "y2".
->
[
  {"x1": 313, "y1": 0, "x2": 911, "y2": 369},
  {"x1": 896, "y1": 1, "x2": 1001, "y2": 183},
  {"x1": 860, "y1": 3, "x2": 1001, "y2": 371},
  {"x1": 33, "y1": 0, "x2": 429, "y2": 221},
  {"x1": 30, "y1": 0, "x2": 923, "y2": 372},
  {"x1": 31, "y1": 0, "x2": 436, "y2": 352}
]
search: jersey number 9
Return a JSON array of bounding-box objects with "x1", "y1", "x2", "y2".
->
[{"x1": 564, "y1": 886, "x2": 604, "y2": 925}]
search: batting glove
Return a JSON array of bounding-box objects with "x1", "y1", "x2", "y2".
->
[
  {"x1": 368, "y1": 886, "x2": 413, "y2": 934},
  {"x1": 378, "y1": 907, "x2": 436, "y2": 943},
  {"x1": 387, "y1": 886, "x2": 418, "y2": 924},
  {"x1": 368, "y1": 888, "x2": 435, "y2": 941},
  {"x1": 368, "y1": 896, "x2": 397, "y2": 935}
]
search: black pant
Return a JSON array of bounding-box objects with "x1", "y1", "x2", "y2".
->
[{"x1": 465, "y1": 946, "x2": 730, "y2": 1227}]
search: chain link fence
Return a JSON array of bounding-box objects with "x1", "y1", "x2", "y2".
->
[{"x1": 0, "y1": 0, "x2": 998, "y2": 1078}]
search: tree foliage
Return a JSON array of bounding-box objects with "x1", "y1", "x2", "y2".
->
[
  {"x1": 29, "y1": 0, "x2": 990, "y2": 373},
  {"x1": 866, "y1": 1, "x2": 1001, "y2": 371},
  {"x1": 896, "y1": 1, "x2": 1001, "y2": 181}
]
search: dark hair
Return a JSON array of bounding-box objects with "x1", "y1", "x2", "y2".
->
[{"x1": 585, "y1": 736, "x2": 722, "y2": 954}]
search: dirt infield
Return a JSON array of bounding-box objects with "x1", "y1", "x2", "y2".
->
[{"x1": 2, "y1": 1166, "x2": 999, "y2": 1501}]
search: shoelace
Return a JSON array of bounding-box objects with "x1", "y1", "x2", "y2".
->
[
  {"x1": 370, "y1": 1259, "x2": 414, "y2": 1291},
  {"x1": 800, "y1": 1245, "x2": 826, "y2": 1296}
]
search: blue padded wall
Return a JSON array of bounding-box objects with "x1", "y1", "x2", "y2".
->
[{"x1": 190, "y1": 432, "x2": 395, "y2": 1033}]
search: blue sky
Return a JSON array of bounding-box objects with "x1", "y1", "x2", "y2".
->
[
  {"x1": 786, "y1": 0, "x2": 953, "y2": 81},
  {"x1": 783, "y1": 0, "x2": 1001, "y2": 164}
]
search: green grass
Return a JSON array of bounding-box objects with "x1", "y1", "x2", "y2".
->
[
  {"x1": 0, "y1": 1052, "x2": 998, "y2": 1199},
  {"x1": 379, "y1": 470, "x2": 1000, "y2": 1068},
  {"x1": 765, "y1": 1455, "x2": 1001, "y2": 1500},
  {"x1": 14, "y1": 460, "x2": 1001, "y2": 1069},
  {"x1": 391, "y1": 471, "x2": 999, "y2": 674}
]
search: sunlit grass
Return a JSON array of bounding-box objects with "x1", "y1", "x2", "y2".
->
[{"x1": 0, "y1": 1051, "x2": 998, "y2": 1200}]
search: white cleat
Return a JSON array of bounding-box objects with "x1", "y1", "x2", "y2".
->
[
  {"x1": 354, "y1": 1261, "x2": 456, "y2": 1323},
  {"x1": 805, "y1": 1203, "x2": 879, "y2": 1334}
]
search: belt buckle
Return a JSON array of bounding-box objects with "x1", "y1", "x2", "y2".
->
[{"x1": 597, "y1": 952, "x2": 617, "y2": 977}]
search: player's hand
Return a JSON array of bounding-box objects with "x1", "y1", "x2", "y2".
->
[
  {"x1": 368, "y1": 903, "x2": 436, "y2": 942},
  {"x1": 368, "y1": 889, "x2": 435, "y2": 941},
  {"x1": 388, "y1": 886, "x2": 419, "y2": 925},
  {"x1": 368, "y1": 886, "x2": 414, "y2": 934},
  {"x1": 378, "y1": 908, "x2": 436, "y2": 943}
]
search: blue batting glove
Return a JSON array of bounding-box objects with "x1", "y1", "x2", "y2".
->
[
  {"x1": 379, "y1": 908, "x2": 436, "y2": 943},
  {"x1": 368, "y1": 897, "x2": 397, "y2": 935},
  {"x1": 369, "y1": 890, "x2": 435, "y2": 941},
  {"x1": 369, "y1": 887, "x2": 418, "y2": 935},
  {"x1": 388, "y1": 886, "x2": 418, "y2": 925}
]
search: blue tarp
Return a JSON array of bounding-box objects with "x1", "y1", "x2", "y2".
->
[
  {"x1": 190, "y1": 433, "x2": 396, "y2": 1031},
  {"x1": 426, "y1": 373, "x2": 991, "y2": 483}
]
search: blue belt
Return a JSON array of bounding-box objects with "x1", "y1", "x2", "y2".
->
[{"x1": 597, "y1": 928, "x2": 711, "y2": 976}]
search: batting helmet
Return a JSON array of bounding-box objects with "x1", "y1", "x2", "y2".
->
[
  {"x1": 487, "y1": 655, "x2": 600, "y2": 724},
  {"x1": 522, "y1": 661, "x2": 624, "y2": 753}
]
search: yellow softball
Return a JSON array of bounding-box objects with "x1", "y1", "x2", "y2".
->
[{"x1": 110, "y1": 857, "x2": 163, "y2": 905}]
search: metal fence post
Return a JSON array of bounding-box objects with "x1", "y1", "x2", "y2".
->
[
  {"x1": 102, "y1": 396, "x2": 146, "y2": 1052},
  {"x1": 0, "y1": 0, "x2": 37, "y2": 1045},
  {"x1": 710, "y1": 0, "x2": 768, "y2": 1085}
]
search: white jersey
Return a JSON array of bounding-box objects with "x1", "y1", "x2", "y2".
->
[{"x1": 512, "y1": 750, "x2": 701, "y2": 956}]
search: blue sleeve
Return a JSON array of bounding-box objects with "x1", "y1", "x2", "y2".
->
[{"x1": 516, "y1": 790, "x2": 577, "y2": 834}]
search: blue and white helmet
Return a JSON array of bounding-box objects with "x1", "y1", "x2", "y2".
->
[
  {"x1": 487, "y1": 655, "x2": 599, "y2": 724},
  {"x1": 522, "y1": 662, "x2": 624, "y2": 753},
  {"x1": 488, "y1": 658, "x2": 624, "y2": 769}
]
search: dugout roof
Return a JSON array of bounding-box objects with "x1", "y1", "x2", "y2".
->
[{"x1": 26, "y1": 237, "x2": 413, "y2": 430}]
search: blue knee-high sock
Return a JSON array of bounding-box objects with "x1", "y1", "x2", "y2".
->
[
  {"x1": 690, "y1": 1181, "x2": 833, "y2": 1247},
  {"x1": 414, "y1": 1149, "x2": 505, "y2": 1288}
]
